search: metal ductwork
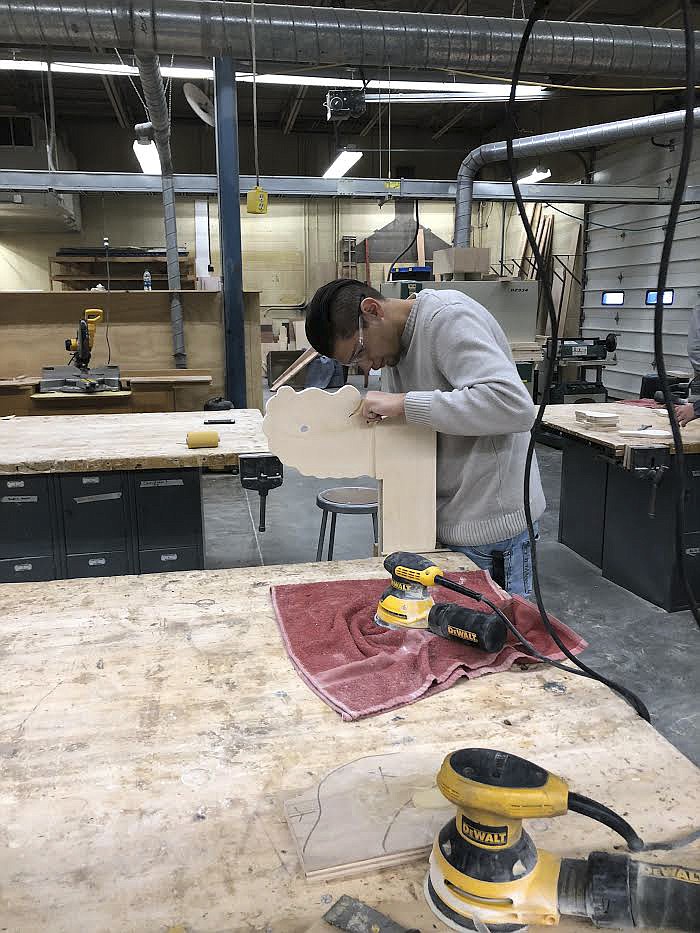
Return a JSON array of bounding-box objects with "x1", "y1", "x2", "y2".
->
[
  {"x1": 454, "y1": 108, "x2": 700, "y2": 247},
  {"x1": 2, "y1": 2, "x2": 699, "y2": 78},
  {"x1": 136, "y1": 53, "x2": 187, "y2": 368}
]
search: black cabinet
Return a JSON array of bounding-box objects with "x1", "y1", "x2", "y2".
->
[{"x1": 0, "y1": 468, "x2": 205, "y2": 583}]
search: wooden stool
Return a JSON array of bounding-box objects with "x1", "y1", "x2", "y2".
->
[{"x1": 315, "y1": 486, "x2": 379, "y2": 561}]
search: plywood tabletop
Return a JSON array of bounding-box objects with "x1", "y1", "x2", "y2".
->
[
  {"x1": 1, "y1": 554, "x2": 697, "y2": 933},
  {"x1": 542, "y1": 402, "x2": 700, "y2": 455},
  {"x1": 0, "y1": 409, "x2": 268, "y2": 474}
]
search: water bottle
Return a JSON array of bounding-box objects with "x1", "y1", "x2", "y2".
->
[{"x1": 143, "y1": 270, "x2": 152, "y2": 291}]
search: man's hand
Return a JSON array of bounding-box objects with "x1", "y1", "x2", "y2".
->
[
  {"x1": 360, "y1": 391, "x2": 406, "y2": 423},
  {"x1": 675, "y1": 402, "x2": 697, "y2": 427}
]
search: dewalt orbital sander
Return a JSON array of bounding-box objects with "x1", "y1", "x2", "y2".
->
[
  {"x1": 425, "y1": 748, "x2": 699, "y2": 932},
  {"x1": 374, "y1": 552, "x2": 508, "y2": 653}
]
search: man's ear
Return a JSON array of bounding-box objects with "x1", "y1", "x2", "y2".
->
[{"x1": 361, "y1": 297, "x2": 384, "y2": 319}]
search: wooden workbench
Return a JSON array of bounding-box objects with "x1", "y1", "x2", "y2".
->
[
  {"x1": 541, "y1": 401, "x2": 700, "y2": 456},
  {"x1": 541, "y1": 402, "x2": 700, "y2": 610},
  {"x1": 1, "y1": 554, "x2": 698, "y2": 932},
  {"x1": 0, "y1": 410, "x2": 271, "y2": 584},
  {"x1": 0, "y1": 409, "x2": 268, "y2": 474}
]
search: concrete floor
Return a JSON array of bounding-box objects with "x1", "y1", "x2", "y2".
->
[{"x1": 202, "y1": 437, "x2": 700, "y2": 767}]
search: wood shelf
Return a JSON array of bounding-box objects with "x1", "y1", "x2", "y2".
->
[{"x1": 49, "y1": 253, "x2": 195, "y2": 292}]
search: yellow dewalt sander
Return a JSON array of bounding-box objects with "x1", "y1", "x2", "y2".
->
[
  {"x1": 425, "y1": 747, "x2": 700, "y2": 932},
  {"x1": 374, "y1": 552, "x2": 508, "y2": 653}
]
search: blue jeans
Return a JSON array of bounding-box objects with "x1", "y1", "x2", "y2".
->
[{"x1": 449, "y1": 524, "x2": 537, "y2": 597}]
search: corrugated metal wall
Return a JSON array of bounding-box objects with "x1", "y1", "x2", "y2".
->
[{"x1": 582, "y1": 133, "x2": 700, "y2": 398}]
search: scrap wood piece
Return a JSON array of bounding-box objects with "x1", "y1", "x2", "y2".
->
[
  {"x1": 283, "y1": 750, "x2": 450, "y2": 880},
  {"x1": 270, "y1": 347, "x2": 319, "y2": 392}
]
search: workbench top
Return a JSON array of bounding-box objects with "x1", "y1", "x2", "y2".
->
[
  {"x1": 1, "y1": 554, "x2": 698, "y2": 932},
  {"x1": 542, "y1": 401, "x2": 700, "y2": 455},
  {"x1": 0, "y1": 408, "x2": 269, "y2": 474}
]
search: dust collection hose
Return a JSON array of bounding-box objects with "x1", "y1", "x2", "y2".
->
[{"x1": 559, "y1": 852, "x2": 700, "y2": 929}]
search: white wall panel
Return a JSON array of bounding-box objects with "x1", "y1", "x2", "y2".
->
[{"x1": 582, "y1": 132, "x2": 700, "y2": 398}]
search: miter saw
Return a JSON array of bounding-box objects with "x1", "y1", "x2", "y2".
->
[{"x1": 39, "y1": 308, "x2": 121, "y2": 393}]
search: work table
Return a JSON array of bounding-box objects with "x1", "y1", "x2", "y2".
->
[
  {"x1": 542, "y1": 401, "x2": 700, "y2": 456},
  {"x1": 0, "y1": 408, "x2": 268, "y2": 474},
  {"x1": 1, "y1": 554, "x2": 698, "y2": 932}
]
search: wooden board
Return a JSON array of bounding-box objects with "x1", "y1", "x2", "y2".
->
[
  {"x1": 262, "y1": 386, "x2": 437, "y2": 552},
  {"x1": 0, "y1": 409, "x2": 268, "y2": 474},
  {"x1": 542, "y1": 402, "x2": 700, "y2": 456},
  {"x1": 0, "y1": 554, "x2": 698, "y2": 933}
]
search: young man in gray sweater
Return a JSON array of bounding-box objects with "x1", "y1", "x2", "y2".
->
[{"x1": 305, "y1": 278, "x2": 546, "y2": 596}]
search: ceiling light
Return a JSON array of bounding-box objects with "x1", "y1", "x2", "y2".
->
[
  {"x1": 0, "y1": 58, "x2": 547, "y2": 98},
  {"x1": 517, "y1": 167, "x2": 552, "y2": 184},
  {"x1": 132, "y1": 140, "x2": 162, "y2": 175},
  {"x1": 323, "y1": 150, "x2": 363, "y2": 179}
]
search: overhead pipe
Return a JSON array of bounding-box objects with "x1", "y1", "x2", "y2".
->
[
  {"x1": 2, "y1": 2, "x2": 699, "y2": 78},
  {"x1": 454, "y1": 107, "x2": 700, "y2": 247},
  {"x1": 136, "y1": 53, "x2": 187, "y2": 368}
]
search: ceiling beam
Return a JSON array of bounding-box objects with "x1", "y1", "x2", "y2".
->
[
  {"x1": 280, "y1": 85, "x2": 307, "y2": 135},
  {"x1": 100, "y1": 75, "x2": 131, "y2": 128},
  {"x1": 359, "y1": 104, "x2": 386, "y2": 138},
  {"x1": 565, "y1": 0, "x2": 600, "y2": 23}
]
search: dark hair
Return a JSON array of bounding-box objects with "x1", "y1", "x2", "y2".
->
[{"x1": 305, "y1": 279, "x2": 384, "y2": 357}]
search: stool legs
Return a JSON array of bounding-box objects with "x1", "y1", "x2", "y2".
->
[
  {"x1": 316, "y1": 509, "x2": 329, "y2": 562},
  {"x1": 327, "y1": 513, "x2": 338, "y2": 560},
  {"x1": 371, "y1": 511, "x2": 379, "y2": 553}
]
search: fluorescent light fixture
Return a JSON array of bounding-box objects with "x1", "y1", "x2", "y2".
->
[
  {"x1": 323, "y1": 150, "x2": 363, "y2": 179},
  {"x1": 132, "y1": 140, "x2": 162, "y2": 175},
  {"x1": 646, "y1": 288, "x2": 674, "y2": 306},
  {"x1": 602, "y1": 290, "x2": 625, "y2": 306},
  {"x1": 517, "y1": 167, "x2": 552, "y2": 184},
  {"x1": 0, "y1": 58, "x2": 548, "y2": 98}
]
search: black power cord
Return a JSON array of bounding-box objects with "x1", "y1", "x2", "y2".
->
[
  {"x1": 386, "y1": 199, "x2": 420, "y2": 281},
  {"x1": 505, "y1": 0, "x2": 650, "y2": 721},
  {"x1": 653, "y1": 0, "x2": 700, "y2": 630}
]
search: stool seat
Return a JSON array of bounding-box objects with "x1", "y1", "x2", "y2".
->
[
  {"x1": 315, "y1": 486, "x2": 379, "y2": 561},
  {"x1": 316, "y1": 486, "x2": 378, "y2": 513}
]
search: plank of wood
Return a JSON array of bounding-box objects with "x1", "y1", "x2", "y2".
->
[
  {"x1": 542, "y1": 402, "x2": 700, "y2": 455},
  {"x1": 31, "y1": 390, "x2": 133, "y2": 400},
  {"x1": 416, "y1": 227, "x2": 426, "y2": 267},
  {"x1": 0, "y1": 409, "x2": 268, "y2": 474},
  {"x1": 0, "y1": 554, "x2": 697, "y2": 933},
  {"x1": 270, "y1": 347, "x2": 318, "y2": 392},
  {"x1": 263, "y1": 386, "x2": 436, "y2": 552}
]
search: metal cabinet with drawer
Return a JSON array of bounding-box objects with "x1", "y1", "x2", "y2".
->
[
  {"x1": 130, "y1": 469, "x2": 205, "y2": 574},
  {"x1": 58, "y1": 472, "x2": 134, "y2": 578},
  {"x1": 0, "y1": 475, "x2": 60, "y2": 582}
]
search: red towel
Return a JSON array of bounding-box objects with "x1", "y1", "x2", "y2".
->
[{"x1": 271, "y1": 571, "x2": 587, "y2": 720}]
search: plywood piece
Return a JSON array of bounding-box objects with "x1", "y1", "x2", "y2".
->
[
  {"x1": 270, "y1": 347, "x2": 318, "y2": 392},
  {"x1": 284, "y1": 751, "x2": 449, "y2": 880},
  {"x1": 542, "y1": 402, "x2": 700, "y2": 455},
  {"x1": 0, "y1": 409, "x2": 268, "y2": 474},
  {"x1": 1, "y1": 553, "x2": 698, "y2": 932},
  {"x1": 416, "y1": 227, "x2": 426, "y2": 267},
  {"x1": 263, "y1": 386, "x2": 436, "y2": 552}
]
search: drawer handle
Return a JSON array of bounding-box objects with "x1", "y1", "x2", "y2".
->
[
  {"x1": 73, "y1": 492, "x2": 122, "y2": 505},
  {"x1": 88, "y1": 557, "x2": 107, "y2": 566},
  {"x1": 2, "y1": 496, "x2": 38, "y2": 504},
  {"x1": 13, "y1": 562, "x2": 33, "y2": 572},
  {"x1": 160, "y1": 553, "x2": 178, "y2": 562}
]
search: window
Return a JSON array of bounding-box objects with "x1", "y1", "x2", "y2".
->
[
  {"x1": 645, "y1": 289, "x2": 674, "y2": 306},
  {"x1": 601, "y1": 291, "x2": 625, "y2": 306}
]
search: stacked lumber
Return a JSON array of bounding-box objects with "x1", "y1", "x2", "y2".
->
[{"x1": 510, "y1": 336, "x2": 546, "y2": 363}]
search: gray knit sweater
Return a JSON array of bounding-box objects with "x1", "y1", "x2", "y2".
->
[{"x1": 383, "y1": 289, "x2": 546, "y2": 546}]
